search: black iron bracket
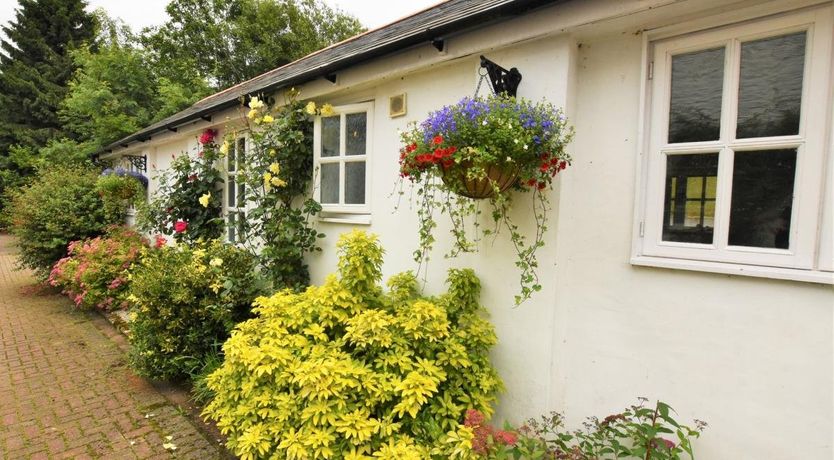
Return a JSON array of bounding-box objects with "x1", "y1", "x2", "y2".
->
[
  {"x1": 480, "y1": 55, "x2": 522, "y2": 97},
  {"x1": 124, "y1": 154, "x2": 147, "y2": 172}
]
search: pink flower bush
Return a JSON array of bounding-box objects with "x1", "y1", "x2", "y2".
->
[{"x1": 48, "y1": 226, "x2": 148, "y2": 311}]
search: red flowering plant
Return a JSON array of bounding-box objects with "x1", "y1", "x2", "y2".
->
[
  {"x1": 48, "y1": 226, "x2": 149, "y2": 311},
  {"x1": 397, "y1": 94, "x2": 573, "y2": 305},
  {"x1": 138, "y1": 128, "x2": 224, "y2": 244},
  {"x1": 465, "y1": 399, "x2": 706, "y2": 460}
]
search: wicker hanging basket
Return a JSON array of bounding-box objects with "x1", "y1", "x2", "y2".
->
[{"x1": 440, "y1": 161, "x2": 518, "y2": 199}]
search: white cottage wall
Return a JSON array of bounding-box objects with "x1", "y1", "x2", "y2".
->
[
  {"x1": 101, "y1": 0, "x2": 834, "y2": 457},
  {"x1": 306, "y1": 35, "x2": 577, "y2": 420},
  {"x1": 553, "y1": 22, "x2": 833, "y2": 460}
]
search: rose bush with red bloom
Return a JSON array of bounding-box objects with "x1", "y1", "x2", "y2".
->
[
  {"x1": 139, "y1": 128, "x2": 223, "y2": 243},
  {"x1": 396, "y1": 94, "x2": 574, "y2": 305},
  {"x1": 49, "y1": 226, "x2": 148, "y2": 311}
]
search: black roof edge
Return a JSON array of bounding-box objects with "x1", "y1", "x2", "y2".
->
[{"x1": 97, "y1": 0, "x2": 561, "y2": 156}]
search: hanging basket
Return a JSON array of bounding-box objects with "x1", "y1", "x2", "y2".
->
[{"x1": 440, "y1": 161, "x2": 518, "y2": 199}]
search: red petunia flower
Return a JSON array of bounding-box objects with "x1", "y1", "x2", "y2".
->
[{"x1": 432, "y1": 135, "x2": 444, "y2": 145}]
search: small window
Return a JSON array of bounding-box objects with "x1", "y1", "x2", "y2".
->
[
  {"x1": 226, "y1": 135, "x2": 246, "y2": 243},
  {"x1": 635, "y1": 7, "x2": 833, "y2": 282},
  {"x1": 314, "y1": 103, "x2": 372, "y2": 214}
]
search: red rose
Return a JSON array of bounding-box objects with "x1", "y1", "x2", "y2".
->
[
  {"x1": 174, "y1": 220, "x2": 188, "y2": 233},
  {"x1": 199, "y1": 129, "x2": 217, "y2": 145}
]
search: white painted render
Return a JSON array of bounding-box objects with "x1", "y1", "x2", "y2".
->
[{"x1": 107, "y1": 0, "x2": 834, "y2": 457}]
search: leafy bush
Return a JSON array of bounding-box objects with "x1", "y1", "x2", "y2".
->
[
  {"x1": 127, "y1": 240, "x2": 265, "y2": 381},
  {"x1": 48, "y1": 226, "x2": 147, "y2": 310},
  {"x1": 204, "y1": 230, "x2": 502, "y2": 459},
  {"x1": 468, "y1": 399, "x2": 707, "y2": 459},
  {"x1": 6, "y1": 164, "x2": 122, "y2": 278},
  {"x1": 139, "y1": 129, "x2": 224, "y2": 243}
]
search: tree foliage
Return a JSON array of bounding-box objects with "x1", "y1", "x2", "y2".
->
[
  {"x1": 59, "y1": 10, "x2": 211, "y2": 151},
  {"x1": 0, "y1": 0, "x2": 96, "y2": 209},
  {"x1": 0, "y1": 0, "x2": 96, "y2": 152},
  {"x1": 143, "y1": 0, "x2": 365, "y2": 89}
]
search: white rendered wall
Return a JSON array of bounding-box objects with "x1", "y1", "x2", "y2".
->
[
  {"x1": 552, "y1": 29, "x2": 833, "y2": 460},
  {"x1": 307, "y1": 35, "x2": 577, "y2": 419},
  {"x1": 105, "y1": 1, "x2": 834, "y2": 457}
]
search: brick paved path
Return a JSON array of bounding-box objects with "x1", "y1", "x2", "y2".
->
[{"x1": 0, "y1": 235, "x2": 226, "y2": 459}]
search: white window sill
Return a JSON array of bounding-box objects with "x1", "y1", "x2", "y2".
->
[
  {"x1": 318, "y1": 214, "x2": 372, "y2": 225},
  {"x1": 631, "y1": 255, "x2": 834, "y2": 284}
]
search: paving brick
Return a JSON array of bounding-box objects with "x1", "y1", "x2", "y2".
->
[{"x1": 0, "y1": 235, "x2": 226, "y2": 459}]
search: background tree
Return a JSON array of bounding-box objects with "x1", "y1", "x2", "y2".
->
[
  {"x1": 60, "y1": 11, "x2": 211, "y2": 152},
  {"x1": 143, "y1": 0, "x2": 364, "y2": 89},
  {"x1": 0, "y1": 0, "x2": 96, "y2": 202}
]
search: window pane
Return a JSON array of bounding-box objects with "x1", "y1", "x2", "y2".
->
[
  {"x1": 321, "y1": 116, "x2": 340, "y2": 157},
  {"x1": 227, "y1": 144, "x2": 236, "y2": 172},
  {"x1": 228, "y1": 177, "x2": 236, "y2": 207},
  {"x1": 669, "y1": 47, "x2": 725, "y2": 143},
  {"x1": 236, "y1": 138, "x2": 246, "y2": 164},
  {"x1": 237, "y1": 212, "x2": 246, "y2": 241},
  {"x1": 663, "y1": 153, "x2": 719, "y2": 243},
  {"x1": 737, "y1": 32, "x2": 805, "y2": 139},
  {"x1": 345, "y1": 113, "x2": 366, "y2": 156},
  {"x1": 729, "y1": 149, "x2": 796, "y2": 249},
  {"x1": 238, "y1": 182, "x2": 246, "y2": 205},
  {"x1": 345, "y1": 161, "x2": 366, "y2": 204},
  {"x1": 320, "y1": 163, "x2": 339, "y2": 204},
  {"x1": 227, "y1": 212, "x2": 237, "y2": 243}
]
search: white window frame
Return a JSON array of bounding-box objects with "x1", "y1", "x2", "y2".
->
[
  {"x1": 224, "y1": 133, "x2": 247, "y2": 244},
  {"x1": 313, "y1": 102, "x2": 373, "y2": 215},
  {"x1": 632, "y1": 5, "x2": 834, "y2": 284}
]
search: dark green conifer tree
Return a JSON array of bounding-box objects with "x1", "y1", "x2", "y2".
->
[{"x1": 0, "y1": 0, "x2": 96, "y2": 195}]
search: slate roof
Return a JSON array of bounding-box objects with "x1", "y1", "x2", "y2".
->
[{"x1": 100, "y1": 0, "x2": 561, "y2": 154}]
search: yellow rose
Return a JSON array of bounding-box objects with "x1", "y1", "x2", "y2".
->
[
  {"x1": 320, "y1": 103, "x2": 335, "y2": 117},
  {"x1": 271, "y1": 177, "x2": 287, "y2": 187},
  {"x1": 262, "y1": 114, "x2": 274, "y2": 123},
  {"x1": 248, "y1": 96, "x2": 264, "y2": 109},
  {"x1": 247, "y1": 108, "x2": 258, "y2": 120},
  {"x1": 199, "y1": 193, "x2": 211, "y2": 208},
  {"x1": 219, "y1": 141, "x2": 230, "y2": 155},
  {"x1": 305, "y1": 101, "x2": 317, "y2": 115},
  {"x1": 269, "y1": 163, "x2": 281, "y2": 174},
  {"x1": 209, "y1": 258, "x2": 223, "y2": 267}
]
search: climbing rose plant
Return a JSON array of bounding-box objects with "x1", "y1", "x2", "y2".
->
[
  {"x1": 204, "y1": 230, "x2": 502, "y2": 459},
  {"x1": 231, "y1": 90, "x2": 323, "y2": 290},
  {"x1": 138, "y1": 129, "x2": 224, "y2": 243}
]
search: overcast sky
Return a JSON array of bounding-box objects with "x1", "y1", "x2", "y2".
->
[{"x1": 0, "y1": 0, "x2": 443, "y2": 41}]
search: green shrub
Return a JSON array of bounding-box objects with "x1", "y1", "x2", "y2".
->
[
  {"x1": 127, "y1": 239, "x2": 265, "y2": 381},
  {"x1": 48, "y1": 226, "x2": 147, "y2": 310},
  {"x1": 203, "y1": 230, "x2": 502, "y2": 459},
  {"x1": 6, "y1": 164, "x2": 121, "y2": 279}
]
